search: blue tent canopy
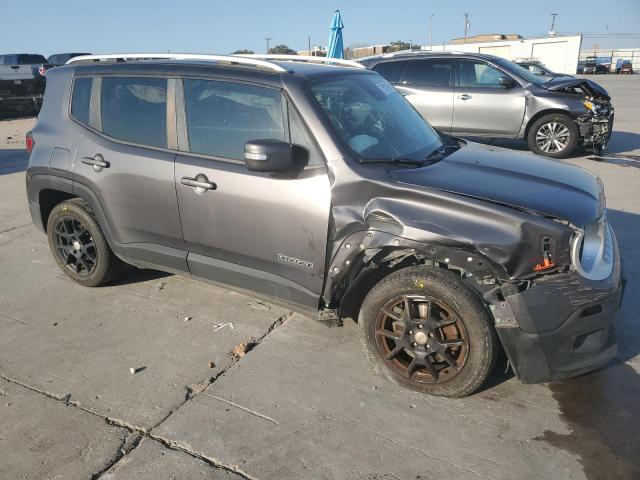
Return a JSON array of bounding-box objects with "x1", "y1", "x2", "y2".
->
[{"x1": 326, "y1": 10, "x2": 344, "y2": 59}]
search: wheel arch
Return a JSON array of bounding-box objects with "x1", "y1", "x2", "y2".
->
[
  {"x1": 524, "y1": 108, "x2": 577, "y2": 140},
  {"x1": 323, "y1": 230, "x2": 499, "y2": 321}
]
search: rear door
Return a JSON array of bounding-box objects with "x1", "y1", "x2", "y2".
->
[
  {"x1": 393, "y1": 58, "x2": 454, "y2": 133},
  {"x1": 71, "y1": 75, "x2": 187, "y2": 271},
  {"x1": 174, "y1": 78, "x2": 331, "y2": 309},
  {"x1": 451, "y1": 59, "x2": 526, "y2": 136}
]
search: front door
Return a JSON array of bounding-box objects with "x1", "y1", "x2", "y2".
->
[
  {"x1": 451, "y1": 59, "x2": 526, "y2": 137},
  {"x1": 174, "y1": 78, "x2": 331, "y2": 309}
]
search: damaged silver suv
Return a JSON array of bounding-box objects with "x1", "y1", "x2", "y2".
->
[
  {"x1": 362, "y1": 52, "x2": 614, "y2": 158},
  {"x1": 26, "y1": 54, "x2": 624, "y2": 397}
]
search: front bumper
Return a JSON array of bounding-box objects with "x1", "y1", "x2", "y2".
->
[
  {"x1": 578, "y1": 111, "x2": 614, "y2": 148},
  {"x1": 494, "y1": 232, "x2": 624, "y2": 384}
]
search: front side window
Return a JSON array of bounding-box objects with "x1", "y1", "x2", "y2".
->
[
  {"x1": 403, "y1": 59, "x2": 452, "y2": 87},
  {"x1": 100, "y1": 76, "x2": 167, "y2": 148},
  {"x1": 70, "y1": 77, "x2": 92, "y2": 126},
  {"x1": 458, "y1": 60, "x2": 506, "y2": 88},
  {"x1": 309, "y1": 73, "x2": 442, "y2": 161},
  {"x1": 183, "y1": 79, "x2": 285, "y2": 160}
]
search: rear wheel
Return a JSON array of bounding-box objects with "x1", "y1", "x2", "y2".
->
[
  {"x1": 527, "y1": 114, "x2": 579, "y2": 159},
  {"x1": 358, "y1": 266, "x2": 498, "y2": 397},
  {"x1": 47, "y1": 198, "x2": 121, "y2": 287}
]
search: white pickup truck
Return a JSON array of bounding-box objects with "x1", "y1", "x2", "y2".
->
[{"x1": 0, "y1": 54, "x2": 47, "y2": 115}]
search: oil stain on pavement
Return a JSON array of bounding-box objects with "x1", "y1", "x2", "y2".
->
[{"x1": 535, "y1": 361, "x2": 640, "y2": 480}]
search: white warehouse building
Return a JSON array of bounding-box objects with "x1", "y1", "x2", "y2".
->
[{"x1": 423, "y1": 34, "x2": 582, "y2": 75}]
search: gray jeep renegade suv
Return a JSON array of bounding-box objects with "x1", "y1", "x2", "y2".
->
[{"x1": 25, "y1": 54, "x2": 623, "y2": 397}]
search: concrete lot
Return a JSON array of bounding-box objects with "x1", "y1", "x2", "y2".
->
[{"x1": 0, "y1": 75, "x2": 639, "y2": 480}]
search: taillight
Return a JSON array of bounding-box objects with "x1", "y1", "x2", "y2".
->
[
  {"x1": 26, "y1": 131, "x2": 34, "y2": 155},
  {"x1": 38, "y1": 66, "x2": 46, "y2": 76}
]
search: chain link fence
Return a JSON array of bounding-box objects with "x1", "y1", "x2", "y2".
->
[{"x1": 0, "y1": 57, "x2": 46, "y2": 118}]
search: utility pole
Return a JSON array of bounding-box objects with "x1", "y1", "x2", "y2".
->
[
  {"x1": 464, "y1": 13, "x2": 470, "y2": 41},
  {"x1": 308, "y1": 36, "x2": 311, "y2": 55},
  {"x1": 265, "y1": 37, "x2": 272, "y2": 54},
  {"x1": 549, "y1": 13, "x2": 558, "y2": 36},
  {"x1": 429, "y1": 14, "x2": 434, "y2": 51}
]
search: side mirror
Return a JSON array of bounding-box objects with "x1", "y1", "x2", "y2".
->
[
  {"x1": 499, "y1": 76, "x2": 517, "y2": 88},
  {"x1": 244, "y1": 139, "x2": 308, "y2": 173}
]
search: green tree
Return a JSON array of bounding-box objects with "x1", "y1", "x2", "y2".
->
[
  {"x1": 388, "y1": 40, "x2": 411, "y2": 52},
  {"x1": 231, "y1": 49, "x2": 255, "y2": 54},
  {"x1": 269, "y1": 44, "x2": 297, "y2": 55}
]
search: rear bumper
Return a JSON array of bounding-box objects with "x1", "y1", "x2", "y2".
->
[{"x1": 495, "y1": 231, "x2": 624, "y2": 384}]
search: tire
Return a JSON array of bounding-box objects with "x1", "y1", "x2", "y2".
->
[
  {"x1": 46, "y1": 198, "x2": 122, "y2": 287},
  {"x1": 358, "y1": 266, "x2": 498, "y2": 398},
  {"x1": 527, "y1": 113, "x2": 579, "y2": 159}
]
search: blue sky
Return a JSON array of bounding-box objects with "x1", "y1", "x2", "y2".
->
[{"x1": 1, "y1": 0, "x2": 638, "y2": 56}]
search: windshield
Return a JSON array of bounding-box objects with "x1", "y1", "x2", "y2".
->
[
  {"x1": 493, "y1": 58, "x2": 548, "y2": 85},
  {"x1": 309, "y1": 73, "x2": 442, "y2": 161}
]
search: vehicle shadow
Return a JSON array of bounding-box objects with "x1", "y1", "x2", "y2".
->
[
  {"x1": 107, "y1": 267, "x2": 171, "y2": 287},
  {"x1": 0, "y1": 148, "x2": 28, "y2": 175}
]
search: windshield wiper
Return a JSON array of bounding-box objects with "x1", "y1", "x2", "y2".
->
[
  {"x1": 359, "y1": 157, "x2": 427, "y2": 166},
  {"x1": 425, "y1": 143, "x2": 460, "y2": 161}
]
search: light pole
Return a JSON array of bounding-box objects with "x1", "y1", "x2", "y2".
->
[
  {"x1": 549, "y1": 13, "x2": 558, "y2": 36},
  {"x1": 265, "y1": 37, "x2": 272, "y2": 54},
  {"x1": 464, "y1": 13, "x2": 470, "y2": 41},
  {"x1": 429, "y1": 14, "x2": 434, "y2": 51}
]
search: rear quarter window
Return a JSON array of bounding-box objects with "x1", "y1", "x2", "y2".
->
[
  {"x1": 70, "y1": 77, "x2": 93, "y2": 126},
  {"x1": 100, "y1": 76, "x2": 167, "y2": 149},
  {"x1": 372, "y1": 61, "x2": 406, "y2": 83}
]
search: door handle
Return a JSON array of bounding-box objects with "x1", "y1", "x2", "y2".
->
[
  {"x1": 81, "y1": 154, "x2": 109, "y2": 171},
  {"x1": 457, "y1": 94, "x2": 472, "y2": 100},
  {"x1": 180, "y1": 175, "x2": 217, "y2": 191}
]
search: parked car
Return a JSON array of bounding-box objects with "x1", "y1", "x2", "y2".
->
[
  {"x1": 576, "y1": 60, "x2": 587, "y2": 74},
  {"x1": 616, "y1": 60, "x2": 633, "y2": 75},
  {"x1": 47, "y1": 53, "x2": 92, "y2": 67},
  {"x1": 515, "y1": 60, "x2": 560, "y2": 77},
  {"x1": 583, "y1": 57, "x2": 609, "y2": 74},
  {"x1": 25, "y1": 53, "x2": 623, "y2": 397},
  {"x1": 0, "y1": 53, "x2": 47, "y2": 114},
  {"x1": 361, "y1": 52, "x2": 613, "y2": 158}
]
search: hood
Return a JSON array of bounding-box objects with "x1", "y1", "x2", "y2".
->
[
  {"x1": 544, "y1": 77, "x2": 610, "y2": 100},
  {"x1": 390, "y1": 142, "x2": 603, "y2": 227}
]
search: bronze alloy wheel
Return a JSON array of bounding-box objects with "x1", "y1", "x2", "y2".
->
[{"x1": 374, "y1": 294, "x2": 469, "y2": 383}]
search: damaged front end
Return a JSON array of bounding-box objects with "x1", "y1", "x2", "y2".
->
[
  {"x1": 484, "y1": 213, "x2": 624, "y2": 383},
  {"x1": 547, "y1": 79, "x2": 615, "y2": 151}
]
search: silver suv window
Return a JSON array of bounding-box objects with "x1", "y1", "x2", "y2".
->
[
  {"x1": 182, "y1": 79, "x2": 285, "y2": 161},
  {"x1": 458, "y1": 60, "x2": 505, "y2": 88},
  {"x1": 403, "y1": 59, "x2": 452, "y2": 87},
  {"x1": 100, "y1": 76, "x2": 167, "y2": 148}
]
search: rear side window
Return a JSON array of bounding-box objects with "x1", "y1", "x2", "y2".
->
[
  {"x1": 100, "y1": 77, "x2": 167, "y2": 148},
  {"x1": 458, "y1": 60, "x2": 505, "y2": 88},
  {"x1": 372, "y1": 61, "x2": 405, "y2": 83},
  {"x1": 182, "y1": 79, "x2": 285, "y2": 160},
  {"x1": 71, "y1": 77, "x2": 93, "y2": 126},
  {"x1": 403, "y1": 59, "x2": 452, "y2": 87}
]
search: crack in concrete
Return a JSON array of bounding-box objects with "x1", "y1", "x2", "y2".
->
[
  {"x1": 202, "y1": 393, "x2": 281, "y2": 426},
  {"x1": 0, "y1": 312, "x2": 293, "y2": 480},
  {"x1": 149, "y1": 434, "x2": 260, "y2": 480},
  {"x1": 0, "y1": 311, "x2": 31, "y2": 326},
  {"x1": 149, "y1": 312, "x2": 293, "y2": 430},
  {"x1": 90, "y1": 431, "x2": 143, "y2": 480},
  {"x1": 0, "y1": 222, "x2": 31, "y2": 234}
]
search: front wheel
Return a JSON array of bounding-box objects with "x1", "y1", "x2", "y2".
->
[
  {"x1": 358, "y1": 266, "x2": 498, "y2": 397},
  {"x1": 527, "y1": 114, "x2": 579, "y2": 159}
]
